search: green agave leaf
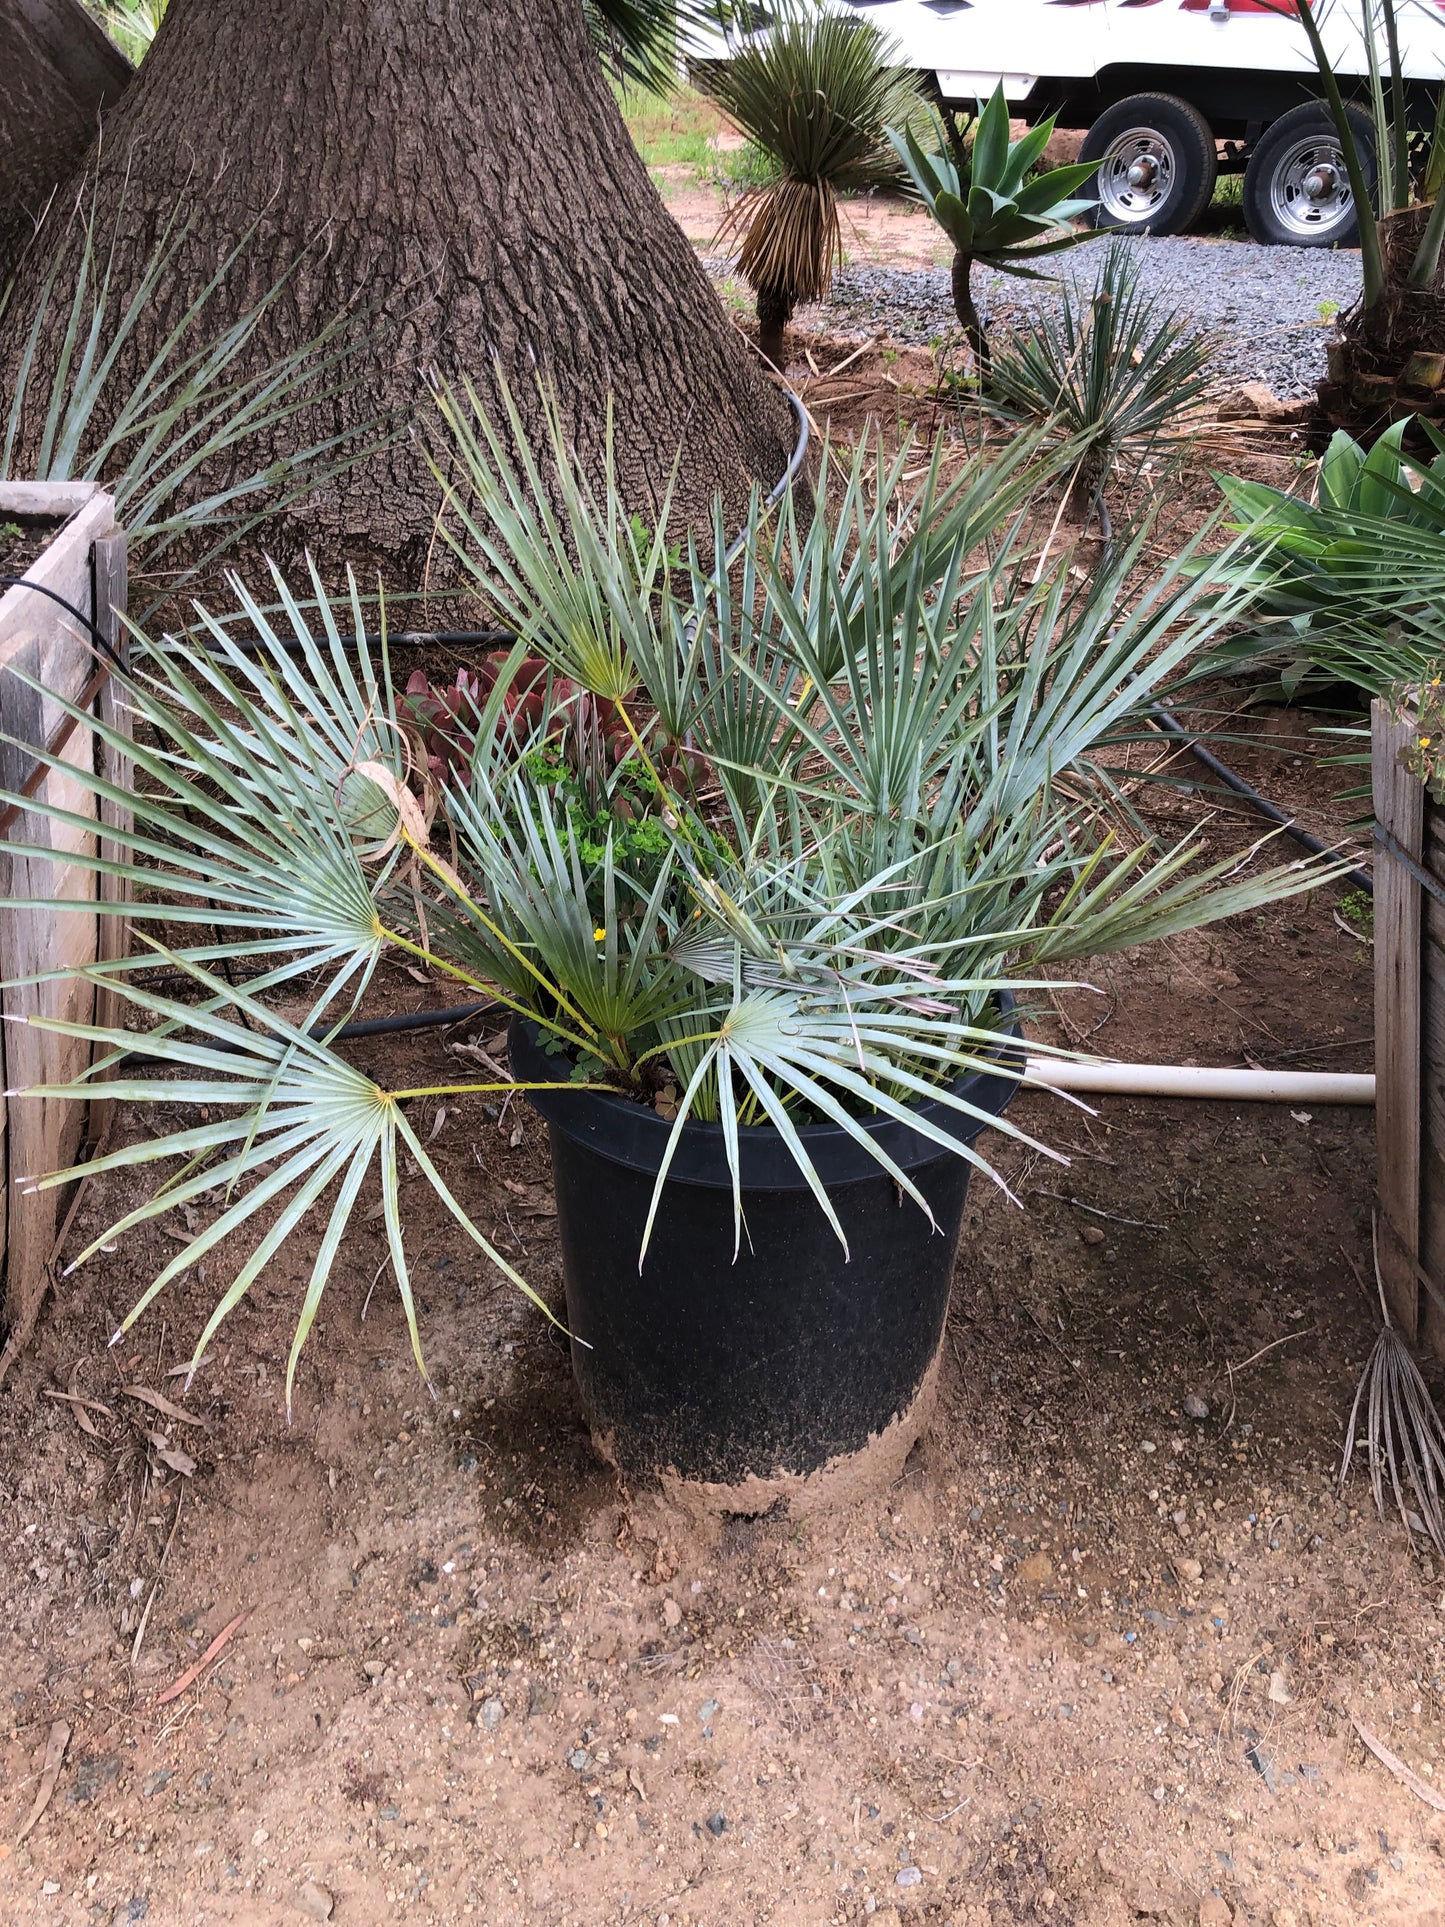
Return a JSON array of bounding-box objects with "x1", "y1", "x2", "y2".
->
[
  {"x1": 971, "y1": 85, "x2": 1012, "y2": 187},
  {"x1": 930, "y1": 188, "x2": 975, "y2": 250}
]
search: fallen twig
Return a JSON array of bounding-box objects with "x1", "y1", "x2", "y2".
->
[
  {"x1": 40, "y1": 1387, "x2": 113, "y2": 1417},
  {"x1": 1351, "y1": 1716, "x2": 1445, "y2": 1814},
  {"x1": 132, "y1": 1483, "x2": 186, "y2": 1668},
  {"x1": 15, "y1": 1721, "x2": 69, "y2": 1843},
  {"x1": 123, "y1": 1385, "x2": 210, "y2": 1430},
  {"x1": 1226, "y1": 1330, "x2": 1314, "y2": 1377},
  {"x1": 155, "y1": 1609, "x2": 249, "y2": 1706},
  {"x1": 1031, "y1": 1190, "x2": 1167, "y2": 1232}
]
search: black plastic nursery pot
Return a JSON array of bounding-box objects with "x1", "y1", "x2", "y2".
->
[{"x1": 509, "y1": 1006, "x2": 1021, "y2": 1510}]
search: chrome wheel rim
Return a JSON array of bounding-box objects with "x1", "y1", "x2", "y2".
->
[
  {"x1": 1097, "y1": 127, "x2": 1178, "y2": 224},
  {"x1": 1268, "y1": 133, "x2": 1354, "y2": 238}
]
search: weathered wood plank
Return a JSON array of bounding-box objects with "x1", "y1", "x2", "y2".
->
[
  {"x1": 1373, "y1": 699, "x2": 1425, "y2": 1340},
  {"x1": 87, "y1": 531, "x2": 129, "y2": 1152},
  {"x1": 0, "y1": 483, "x2": 114, "y2": 1364},
  {"x1": 0, "y1": 480, "x2": 98, "y2": 519},
  {"x1": 1422, "y1": 801, "x2": 1445, "y2": 1362}
]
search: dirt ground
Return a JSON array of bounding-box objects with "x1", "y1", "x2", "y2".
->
[
  {"x1": 2, "y1": 379, "x2": 1443, "y2": 1927},
  {"x1": 659, "y1": 173, "x2": 958, "y2": 268}
]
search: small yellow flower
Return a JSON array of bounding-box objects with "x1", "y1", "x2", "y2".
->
[{"x1": 593, "y1": 926, "x2": 607, "y2": 942}]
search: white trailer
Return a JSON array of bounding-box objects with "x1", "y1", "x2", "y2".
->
[{"x1": 705, "y1": 1, "x2": 1445, "y2": 247}]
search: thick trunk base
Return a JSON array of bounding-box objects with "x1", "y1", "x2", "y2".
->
[
  {"x1": 755, "y1": 284, "x2": 792, "y2": 372},
  {"x1": 0, "y1": 0, "x2": 795, "y2": 590},
  {"x1": 1316, "y1": 205, "x2": 1445, "y2": 444}
]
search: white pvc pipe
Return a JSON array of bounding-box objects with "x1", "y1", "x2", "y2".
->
[{"x1": 1024, "y1": 1058, "x2": 1375, "y2": 1106}]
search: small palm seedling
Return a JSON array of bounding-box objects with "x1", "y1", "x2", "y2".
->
[
  {"x1": 1, "y1": 387, "x2": 1344, "y2": 1407},
  {"x1": 887, "y1": 88, "x2": 1098, "y2": 377},
  {"x1": 1339, "y1": 1221, "x2": 1445, "y2": 1556},
  {"x1": 698, "y1": 0, "x2": 925, "y2": 367},
  {"x1": 985, "y1": 237, "x2": 1215, "y2": 514}
]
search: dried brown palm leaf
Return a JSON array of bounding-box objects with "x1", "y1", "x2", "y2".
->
[
  {"x1": 1339, "y1": 1219, "x2": 1445, "y2": 1555},
  {"x1": 698, "y1": 0, "x2": 925, "y2": 367}
]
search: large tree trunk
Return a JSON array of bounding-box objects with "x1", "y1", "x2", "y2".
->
[
  {"x1": 0, "y1": 0, "x2": 795, "y2": 585},
  {"x1": 0, "y1": 0, "x2": 131, "y2": 277}
]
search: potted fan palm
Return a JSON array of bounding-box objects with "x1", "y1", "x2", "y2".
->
[{"x1": 5, "y1": 388, "x2": 1339, "y2": 1508}]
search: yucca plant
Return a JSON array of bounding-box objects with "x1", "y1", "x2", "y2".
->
[
  {"x1": 985, "y1": 237, "x2": 1215, "y2": 512},
  {"x1": 2, "y1": 387, "x2": 1342, "y2": 1409},
  {"x1": 698, "y1": 0, "x2": 926, "y2": 366},
  {"x1": 0, "y1": 183, "x2": 394, "y2": 614},
  {"x1": 887, "y1": 89, "x2": 1098, "y2": 377}
]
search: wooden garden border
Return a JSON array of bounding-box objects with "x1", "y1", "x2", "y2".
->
[
  {"x1": 1372, "y1": 696, "x2": 1445, "y2": 1361},
  {"x1": 0, "y1": 482, "x2": 128, "y2": 1378}
]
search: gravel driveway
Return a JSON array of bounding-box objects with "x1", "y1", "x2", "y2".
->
[{"x1": 776, "y1": 235, "x2": 1364, "y2": 399}]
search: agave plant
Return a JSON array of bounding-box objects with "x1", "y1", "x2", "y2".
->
[
  {"x1": 1, "y1": 388, "x2": 1341, "y2": 1409},
  {"x1": 985, "y1": 237, "x2": 1215, "y2": 512},
  {"x1": 887, "y1": 89, "x2": 1098, "y2": 377},
  {"x1": 698, "y1": 0, "x2": 925, "y2": 366},
  {"x1": 1216, "y1": 419, "x2": 1445, "y2": 693},
  {"x1": 1, "y1": 183, "x2": 393, "y2": 613}
]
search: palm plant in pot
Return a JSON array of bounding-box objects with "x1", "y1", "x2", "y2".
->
[{"x1": 4, "y1": 388, "x2": 1340, "y2": 1508}]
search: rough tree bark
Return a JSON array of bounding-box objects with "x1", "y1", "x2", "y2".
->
[
  {"x1": 0, "y1": 0, "x2": 131, "y2": 278},
  {"x1": 0, "y1": 0, "x2": 795, "y2": 583}
]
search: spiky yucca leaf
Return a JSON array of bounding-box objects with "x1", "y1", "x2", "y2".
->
[{"x1": 985, "y1": 237, "x2": 1214, "y2": 504}]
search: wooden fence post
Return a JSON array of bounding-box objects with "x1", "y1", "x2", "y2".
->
[{"x1": 1373, "y1": 697, "x2": 1425, "y2": 1338}]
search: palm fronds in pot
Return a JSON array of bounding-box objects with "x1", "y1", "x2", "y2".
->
[
  {"x1": 1, "y1": 389, "x2": 1345, "y2": 1406},
  {"x1": 697, "y1": 0, "x2": 926, "y2": 366}
]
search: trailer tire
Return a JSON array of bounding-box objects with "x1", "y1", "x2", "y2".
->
[
  {"x1": 1079, "y1": 95, "x2": 1217, "y2": 237},
  {"x1": 1242, "y1": 103, "x2": 1375, "y2": 248}
]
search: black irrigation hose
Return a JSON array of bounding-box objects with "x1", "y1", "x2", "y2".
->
[
  {"x1": 1091, "y1": 497, "x2": 1375, "y2": 900},
  {"x1": 116, "y1": 994, "x2": 501, "y2": 1069},
  {"x1": 0, "y1": 575, "x2": 129, "y2": 674},
  {"x1": 328, "y1": 999, "x2": 496, "y2": 1040}
]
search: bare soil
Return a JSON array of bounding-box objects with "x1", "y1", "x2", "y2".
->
[
  {"x1": 1, "y1": 408, "x2": 1443, "y2": 1927},
  {"x1": 0, "y1": 516, "x2": 68, "y2": 580}
]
